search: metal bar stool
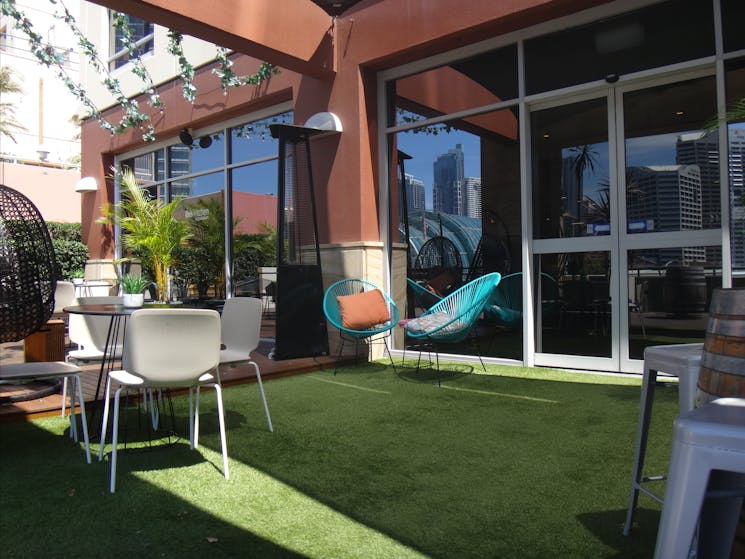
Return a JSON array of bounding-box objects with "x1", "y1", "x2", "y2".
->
[
  {"x1": 624, "y1": 343, "x2": 703, "y2": 535},
  {"x1": 653, "y1": 398, "x2": 745, "y2": 559}
]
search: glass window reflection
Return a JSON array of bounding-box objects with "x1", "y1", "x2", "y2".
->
[
  {"x1": 168, "y1": 133, "x2": 225, "y2": 177},
  {"x1": 624, "y1": 76, "x2": 719, "y2": 233},
  {"x1": 393, "y1": 107, "x2": 522, "y2": 360},
  {"x1": 525, "y1": 0, "x2": 714, "y2": 94},
  {"x1": 393, "y1": 44, "x2": 518, "y2": 127},
  {"x1": 725, "y1": 59, "x2": 745, "y2": 281},
  {"x1": 232, "y1": 161, "x2": 278, "y2": 196},
  {"x1": 532, "y1": 97, "x2": 610, "y2": 239},
  {"x1": 172, "y1": 171, "x2": 225, "y2": 199},
  {"x1": 537, "y1": 252, "x2": 612, "y2": 358},
  {"x1": 627, "y1": 246, "x2": 720, "y2": 360},
  {"x1": 231, "y1": 112, "x2": 292, "y2": 163}
]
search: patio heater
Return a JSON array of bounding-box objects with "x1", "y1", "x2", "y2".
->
[{"x1": 270, "y1": 124, "x2": 329, "y2": 359}]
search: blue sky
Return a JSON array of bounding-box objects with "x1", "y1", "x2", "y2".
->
[{"x1": 397, "y1": 128, "x2": 481, "y2": 209}]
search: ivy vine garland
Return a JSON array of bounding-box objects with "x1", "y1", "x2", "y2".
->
[{"x1": 1, "y1": 0, "x2": 278, "y2": 142}]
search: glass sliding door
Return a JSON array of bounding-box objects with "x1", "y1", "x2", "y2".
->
[
  {"x1": 619, "y1": 75, "x2": 721, "y2": 369},
  {"x1": 532, "y1": 94, "x2": 616, "y2": 370},
  {"x1": 531, "y1": 72, "x2": 723, "y2": 373}
]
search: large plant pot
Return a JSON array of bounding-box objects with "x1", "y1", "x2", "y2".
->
[{"x1": 122, "y1": 293, "x2": 144, "y2": 308}]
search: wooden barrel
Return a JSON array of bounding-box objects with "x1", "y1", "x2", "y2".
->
[
  {"x1": 663, "y1": 265, "x2": 707, "y2": 316},
  {"x1": 696, "y1": 287, "x2": 745, "y2": 405}
]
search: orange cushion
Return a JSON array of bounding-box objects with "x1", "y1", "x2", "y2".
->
[{"x1": 337, "y1": 289, "x2": 391, "y2": 330}]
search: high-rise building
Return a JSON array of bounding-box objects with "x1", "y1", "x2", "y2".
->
[
  {"x1": 463, "y1": 177, "x2": 482, "y2": 218},
  {"x1": 627, "y1": 164, "x2": 704, "y2": 265},
  {"x1": 433, "y1": 143, "x2": 464, "y2": 215},
  {"x1": 676, "y1": 132, "x2": 720, "y2": 229},
  {"x1": 404, "y1": 173, "x2": 425, "y2": 213},
  {"x1": 728, "y1": 127, "x2": 745, "y2": 268}
]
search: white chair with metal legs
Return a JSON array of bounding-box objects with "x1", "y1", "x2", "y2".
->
[
  {"x1": 219, "y1": 297, "x2": 273, "y2": 432},
  {"x1": 0, "y1": 362, "x2": 91, "y2": 463},
  {"x1": 98, "y1": 308, "x2": 228, "y2": 493},
  {"x1": 62, "y1": 296, "x2": 124, "y2": 416},
  {"x1": 653, "y1": 398, "x2": 745, "y2": 559}
]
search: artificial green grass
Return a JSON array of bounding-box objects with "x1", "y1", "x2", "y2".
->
[{"x1": 0, "y1": 362, "x2": 679, "y2": 558}]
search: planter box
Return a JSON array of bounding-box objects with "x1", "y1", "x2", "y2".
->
[{"x1": 24, "y1": 320, "x2": 65, "y2": 362}]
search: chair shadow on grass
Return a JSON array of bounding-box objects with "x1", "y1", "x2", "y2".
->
[
  {"x1": 98, "y1": 396, "x2": 248, "y2": 454},
  {"x1": 396, "y1": 358, "x2": 473, "y2": 385},
  {"x1": 0, "y1": 420, "x2": 306, "y2": 558},
  {"x1": 577, "y1": 508, "x2": 663, "y2": 558}
]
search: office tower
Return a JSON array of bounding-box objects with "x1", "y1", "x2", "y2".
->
[
  {"x1": 627, "y1": 164, "x2": 704, "y2": 265},
  {"x1": 433, "y1": 143, "x2": 465, "y2": 215},
  {"x1": 728, "y1": 127, "x2": 745, "y2": 269},
  {"x1": 676, "y1": 132, "x2": 720, "y2": 229},
  {"x1": 463, "y1": 177, "x2": 482, "y2": 218},
  {"x1": 405, "y1": 173, "x2": 425, "y2": 213}
]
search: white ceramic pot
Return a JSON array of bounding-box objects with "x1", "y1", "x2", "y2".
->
[{"x1": 122, "y1": 293, "x2": 144, "y2": 308}]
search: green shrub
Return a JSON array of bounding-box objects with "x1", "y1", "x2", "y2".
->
[
  {"x1": 46, "y1": 221, "x2": 82, "y2": 242},
  {"x1": 172, "y1": 245, "x2": 216, "y2": 297},
  {"x1": 52, "y1": 238, "x2": 88, "y2": 281}
]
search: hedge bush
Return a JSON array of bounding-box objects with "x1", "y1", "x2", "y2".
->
[
  {"x1": 52, "y1": 238, "x2": 89, "y2": 281},
  {"x1": 46, "y1": 221, "x2": 82, "y2": 242},
  {"x1": 46, "y1": 222, "x2": 88, "y2": 280}
]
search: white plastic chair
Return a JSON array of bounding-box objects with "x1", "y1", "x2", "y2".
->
[
  {"x1": 67, "y1": 296, "x2": 124, "y2": 362},
  {"x1": 219, "y1": 297, "x2": 273, "y2": 432},
  {"x1": 62, "y1": 296, "x2": 124, "y2": 416},
  {"x1": 53, "y1": 281, "x2": 76, "y2": 317},
  {"x1": 98, "y1": 308, "x2": 228, "y2": 493},
  {"x1": 0, "y1": 362, "x2": 91, "y2": 463}
]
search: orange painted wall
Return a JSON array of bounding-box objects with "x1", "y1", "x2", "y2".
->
[{"x1": 0, "y1": 162, "x2": 81, "y2": 223}]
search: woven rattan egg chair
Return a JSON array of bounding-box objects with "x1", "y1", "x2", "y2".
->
[
  {"x1": 0, "y1": 185, "x2": 57, "y2": 342},
  {"x1": 0, "y1": 184, "x2": 90, "y2": 461}
]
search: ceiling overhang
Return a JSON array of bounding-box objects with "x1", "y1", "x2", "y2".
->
[{"x1": 92, "y1": 0, "x2": 336, "y2": 78}]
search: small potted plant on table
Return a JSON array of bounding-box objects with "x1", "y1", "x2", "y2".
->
[
  {"x1": 121, "y1": 274, "x2": 149, "y2": 307},
  {"x1": 70, "y1": 269, "x2": 85, "y2": 286}
]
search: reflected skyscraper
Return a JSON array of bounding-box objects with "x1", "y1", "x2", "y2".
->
[
  {"x1": 727, "y1": 127, "x2": 745, "y2": 268},
  {"x1": 433, "y1": 143, "x2": 465, "y2": 215},
  {"x1": 463, "y1": 177, "x2": 482, "y2": 218},
  {"x1": 405, "y1": 173, "x2": 425, "y2": 213}
]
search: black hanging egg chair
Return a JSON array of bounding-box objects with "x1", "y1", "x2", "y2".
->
[{"x1": 0, "y1": 184, "x2": 57, "y2": 343}]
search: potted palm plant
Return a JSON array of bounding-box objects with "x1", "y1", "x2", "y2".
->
[
  {"x1": 120, "y1": 273, "x2": 149, "y2": 307},
  {"x1": 100, "y1": 168, "x2": 191, "y2": 302}
]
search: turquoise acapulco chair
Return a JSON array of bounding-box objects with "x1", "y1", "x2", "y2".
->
[
  {"x1": 323, "y1": 279, "x2": 400, "y2": 374},
  {"x1": 403, "y1": 272, "x2": 501, "y2": 381}
]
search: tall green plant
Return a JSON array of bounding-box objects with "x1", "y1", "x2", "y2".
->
[
  {"x1": 100, "y1": 169, "x2": 190, "y2": 301},
  {"x1": 185, "y1": 197, "x2": 228, "y2": 297}
]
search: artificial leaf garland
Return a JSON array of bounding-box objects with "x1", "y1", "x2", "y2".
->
[{"x1": 1, "y1": 0, "x2": 280, "y2": 142}]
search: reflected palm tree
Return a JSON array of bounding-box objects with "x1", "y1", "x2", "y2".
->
[{"x1": 569, "y1": 144, "x2": 599, "y2": 221}]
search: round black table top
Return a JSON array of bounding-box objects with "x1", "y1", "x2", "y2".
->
[{"x1": 63, "y1": 302, "x2": 185, "y2": 316}]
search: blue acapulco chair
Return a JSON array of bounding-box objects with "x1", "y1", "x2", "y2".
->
[
  {"x1": 403, "y1": 272, "x2": 501, "y2": 380},
  {"x1": 323, "y1": 279, "x2": 400, "y2": 374},
  {"x1": 485, "y1": 272, "x2": 563, "y2": 331}
]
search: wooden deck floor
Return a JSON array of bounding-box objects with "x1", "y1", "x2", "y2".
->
[{"x1": 0, "y1": 318, "x2": 345, "y2": 422}]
